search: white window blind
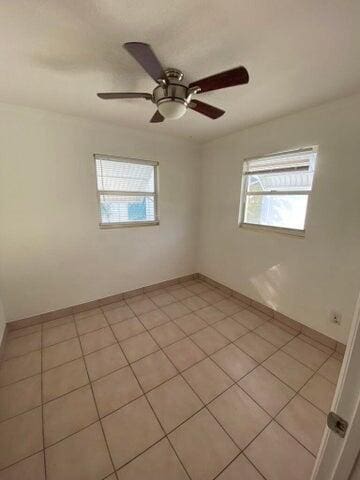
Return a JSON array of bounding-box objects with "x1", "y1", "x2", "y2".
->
[
  {"x1": 94, "y1": 154, "x2": 159, "y2": 227},
  {"x1": 239, "y1": 147, "x2": 317, "y2": 233}
]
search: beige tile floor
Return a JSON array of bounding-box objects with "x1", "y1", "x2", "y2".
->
[{"x1": 0, "y1": 280, "x2": 343, "y2": 480}]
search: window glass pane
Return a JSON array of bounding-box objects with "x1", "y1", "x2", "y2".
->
[
  {"x1": 96, "y1": 159, "x2": 155, "y2": 192},
  {"x1": 247, "y1": 170, "x2": 313, "y2": 193},
  {"x1": 244, "y1": 194, "x2": 308, "y2": 230},
  {"x1": 100, "y1": 195, "x2": 156, "y2": 224}
]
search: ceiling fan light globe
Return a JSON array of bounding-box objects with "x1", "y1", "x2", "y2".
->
[{"x1": 158, "y1": 100, "x2": 186, "y2": 120}]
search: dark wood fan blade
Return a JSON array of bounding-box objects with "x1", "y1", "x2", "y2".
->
[
  {"x1": 124, "y1": 42, "x2": 166, "y2": 83},
  {"x1": 150, "y1": 110, "x2": 164, "y2": 123},
  {"x1": 189, "y1": 100, "x2": 225, "y2": 119},
  {"x1": 189, "y1": 66, "x2": 249, "y2": 93},
  {"x1": 97, "y1": 92, "x2": 152, "y2": 100}
]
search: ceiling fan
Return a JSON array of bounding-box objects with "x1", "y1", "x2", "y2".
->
[{"x1": 97, "y1": 42, "x2": 249, "y2": 123}]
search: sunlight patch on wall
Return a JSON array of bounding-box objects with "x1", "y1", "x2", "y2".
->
[{"x1": 250, "y1": 263, "x2": 286, "y2": 309}]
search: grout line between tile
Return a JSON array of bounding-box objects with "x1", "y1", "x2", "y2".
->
[
  {"x1": 238, "y1": 334, "x2": 334, "y2": 460},
  {"x1": 42, "y1": 416, "x2": 100, "y2": 449},
  {"x1": 188, "y1": 323, "x2": 325, "y2": 463},
  {"x1": 5, "y1": 326, "x2": 42, "y2": 341},
  {"x1": 0, "y1": 365, "x2": 41, "y2": 387},
  {"x1": 210, "y1": 331, "x2": 319, "y2": 480},
  {"x1": 1, "y1": 344, "x2": 42, "y2": 363},
  {"x1": 0, "y1": 285, "x2": 340, "y2": 478},
  {"x1": 242, "y1": 452, "x2": 269, "y2": 480},
  {"x1": 71, "y1": 314, "x2": 118, "y2": 479},
  {"x1": 0, "y1": 401, "x2": 43, "y2": 425},
  {"x1": 0, "y1": 302, "x2": 338, "y2": 428},
  {"x1": 0, "y1": 449, "x2": 44, "y2": 474},
  {"x1": 40, "y1": 324, "x2": 47, "y2": 480},
  {"x1": 128, "y1": 298, "x2": 249, "y2": 476},
  {"x1": 215, "y1": 450, "x2": 269, "y2": 480},
  {"x1": 108, "y1": 299, "x2": 193, "y2": 480}
]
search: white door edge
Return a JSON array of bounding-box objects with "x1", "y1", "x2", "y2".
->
[{"x1": 311, "y1": 291, "x2": 360, "y2": 480}]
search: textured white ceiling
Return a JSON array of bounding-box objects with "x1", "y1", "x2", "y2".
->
[{"x1": 1, "y1": 0, "x2": 360, "y2": 142}]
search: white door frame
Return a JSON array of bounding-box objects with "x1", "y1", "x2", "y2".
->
[{"x1": 311, "y1": 291, "x2": 360, "y2": 480}]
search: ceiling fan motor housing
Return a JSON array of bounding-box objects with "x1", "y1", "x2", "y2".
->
[{"x1": 153, "y1": 68, "x2": 189, "y2": 108}]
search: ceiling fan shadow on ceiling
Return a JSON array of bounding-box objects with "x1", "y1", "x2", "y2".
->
[{"x1": 97, "y1": 42, "x2": 249, "y2": 123}]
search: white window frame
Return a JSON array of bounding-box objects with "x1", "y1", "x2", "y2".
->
[
  {"x1": 238, "y1": 147, "x2": 317, "y2": 236},
  {"x1": 94, "y1": 154, "x2": 159, "y2": 229}
]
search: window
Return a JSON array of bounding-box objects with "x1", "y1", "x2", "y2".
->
[
  {"x1": 239, "y1": 147, "x2": 317, "y2": 234},
  {"x1": 94, "y1": 154, "x2": 159, "y2": 227}
]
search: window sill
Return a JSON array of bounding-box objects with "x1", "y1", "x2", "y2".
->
[
  {"x1": 239, "y1": 222, "x2": 305, "y2": 238},
  {"x1": 100, "y1": 221, "x2": 159, "y2": 229}
]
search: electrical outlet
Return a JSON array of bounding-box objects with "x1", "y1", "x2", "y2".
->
[{"x1": 330, "y1": 311, "x2": 342, "y2": 325}]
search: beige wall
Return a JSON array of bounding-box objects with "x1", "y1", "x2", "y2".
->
[
  {"x1": 1, "y1": 95, "x2": 360, "y2": 344},
  {"x1": 350, "y1": 452, "x2": 360, "y2": 480},
  {"x1": 0, "y1": 296, "x2": 5, "y2": 345},
  {"x1": 198, "y1": 94, "x2": 360, "y2": 344},
  {"x1": 0, "y1": 103, "x2": 200, "y2": 321}
]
